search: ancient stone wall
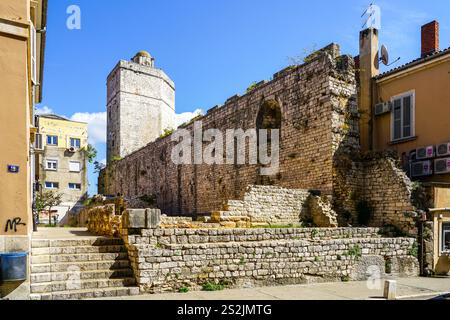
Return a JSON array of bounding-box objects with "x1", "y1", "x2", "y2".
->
[
  {"x1": 99, "y1": 43, "x2": 418, "y2": 235},
  {"x1": 363, "y1": 157, "x2": 417, "y2": 234},
  {"x1": 214, "y1": 185, "x2": 337, "y2": 227},
  {"x1": 333, "y1": 154, "x2": 417, "y2": 234},
  {"x1": 121, "y1": 226, "x2": 419, "y2": 293},
  {"x1": 100, "y1": 44, "x2": 358, "y2": 217}
]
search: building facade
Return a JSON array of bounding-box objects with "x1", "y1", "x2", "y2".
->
[
  {"x1": 35, "y1": 115, "x2": 89, "y2": 225},
  {"x1": 106, "y1": 51, "x2": 175, "y2": 163},
  {"x1": 372, "y1": 21, "x2": 450, "y2": 184},
  {"x1": 0, "y1": 0, "x2": 47, "y2": 299},
  {"x1": 357, "y1": 20, "x2": 450, "y2": 275}
]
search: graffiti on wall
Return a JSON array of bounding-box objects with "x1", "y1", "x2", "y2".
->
[{"x1": 4, "y1": 217, "x2": 26, "y2": 233}]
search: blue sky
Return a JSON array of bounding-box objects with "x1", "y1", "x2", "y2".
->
[{"x1": 38, "y1": 0, "x2": 450, "y2": 195}]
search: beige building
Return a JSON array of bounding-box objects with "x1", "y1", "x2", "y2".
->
[
  {"x1": 35, "y1": 115, "x2": 89, "y2": 225},
  {"x1": 0, "y1": 0, "x2": 47, "y2": 298}
]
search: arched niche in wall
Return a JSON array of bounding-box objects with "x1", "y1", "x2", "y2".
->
[{"x1": 255, "y1": 99, "x2": 282, "y2": 185}]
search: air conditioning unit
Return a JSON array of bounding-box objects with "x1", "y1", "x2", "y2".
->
[
  {"x1": 411, "y1": 160, "x2": 433, "y2": 177},
  {"x1": 435, "y1": 158, "x2": 450, "y2": 175},
  {"x1": 416, "y1": 146, "x2": 434, "y2": 160},
  {"x1": 436, "y1": 142, "x2": 450, "y2": 157},
  {"x1": 374, "y1": 102, "x2": 392, "y2": 116}
]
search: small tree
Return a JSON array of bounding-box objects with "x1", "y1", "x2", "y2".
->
[
  {"x1": 35, "y1": 191, "x2": 63, "y2": 226},
  {"x1": 83, "y1": 144, "x2": 97, "y2": 164},
  {"x1": 94, "y1": 160, "x2": 106, "y2": 173}
]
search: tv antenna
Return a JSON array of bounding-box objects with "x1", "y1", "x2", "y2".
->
[{"x1": 361, "y1": 3, "x2": 381, "y2": 29}]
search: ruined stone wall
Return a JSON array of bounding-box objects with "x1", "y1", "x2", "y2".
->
[
  {"x1": 121, "y1": 227, "x2": 419, "y2": 293},
  {"x1": 363, "y1": 157, "x2": 417, "y2": 234},
  {"x1": 219, "y1": 185, "x2": 310, "y2": 224},
  {"x1": 100, "y1": 44, "x2": 358, "y2": 217},
  {"x1": 333, "y1": 154, "x2": 417, "y2": 234},
  {"x1": 214, "y1": 185, "x2": 337, "y2": 227}
]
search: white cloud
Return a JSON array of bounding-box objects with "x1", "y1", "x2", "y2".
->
[
  {"x1": 70, "y1": 112, "x2": 107, "y2": 145},
  {"x1": 100, "y1": 158, "x2": 107, "y2": 166},
  {"x1": 174, "y1": 109, "x2": 204, "y2": 128},
  {"x1": 35, "y1": 105, "x2": 53, "y2": 115}
]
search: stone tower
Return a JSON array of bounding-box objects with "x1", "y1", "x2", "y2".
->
[{"x1": 106, "y1": 51, "x2": 175, "y2": 163}]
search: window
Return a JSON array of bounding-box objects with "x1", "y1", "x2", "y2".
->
[
  {"x1": 45, "y1": 159, "x2": 58, "y2": 171},
  {"x1": 35, "y1": 133, "x2": 43, "y2": 150},
  {"x1": 391, "y1": 91, "x2": 415, "y2": 141},
  {"x1": 69, "y1": 183, "x2": 82, "y2": 191},
  {"x1": 443, "y1": 223, "x2": 450, "y2": 253},
  {"x1": 47, "y1": 135, "x2": 58, "y2": 146},
  {"x1": 70, "y1": 138, "x2": 81, "y2": 149},
  {"x1": 69, "y1": 161, "x2": 81, "y2": 172},
  {"x1": 45, "y1": 182, "x2": 59, "y2": 189}
]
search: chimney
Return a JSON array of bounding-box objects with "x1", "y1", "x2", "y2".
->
[
  {"x1": 359, "y1": 28, "x2": 380, "y2": 152},
  {"x1": 421, "y1": 20, "x2": 439, "y2": 57}
]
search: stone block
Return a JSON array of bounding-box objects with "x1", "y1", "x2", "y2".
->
[
  {"x1": 122, "y1": 209, "x2": 147, "y2": 229},
  {"x1": 383, "y1": 280, "x2": 397, "y2": 300},
  {"x1": 146, "y1": 209, "x2": 161, "y2": 228}
]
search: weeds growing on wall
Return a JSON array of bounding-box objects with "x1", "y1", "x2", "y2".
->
[
  {"x1": 408, "y1": 242, "x2": 419, "y2": 258},
  {"x1": 411, "y1": 181, "x2": 433, "y2": 212},
  {"x1": 202, "y1": 282, "x2": 225, "y2": 291},
  {"x1": 346, "y1": 245, "x2": 362, "y2": 259}
]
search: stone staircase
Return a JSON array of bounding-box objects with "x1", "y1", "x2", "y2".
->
[{"x1": 30, "y1": 237, "x2": 139, "y2": 300}]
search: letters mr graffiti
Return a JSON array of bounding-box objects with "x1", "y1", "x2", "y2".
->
[{"x1": 4, "y1": 218, "x2": 26, "y2": 233}]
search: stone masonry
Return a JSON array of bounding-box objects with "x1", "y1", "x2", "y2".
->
[
  {"x1": 212, "y1": 185, "x2": 338, "y2": 227},
  {"x1": 120, "y1": 223, "x2": 419, "y2": 293},
  {"x1": 106, "y1": 51, "x2": 175, "y2": 162},
  {"x1": 100, "y1": 43, "x2": 420, "y2": 234},
  {"x1": 100, "y1": 44, "x2": 360, "y2": 217}
]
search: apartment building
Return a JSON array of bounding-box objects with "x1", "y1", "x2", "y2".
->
[{"x1": 35, "y1": 114, "x2": 89, "y2": 225}]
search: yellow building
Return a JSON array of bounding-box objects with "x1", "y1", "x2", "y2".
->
[
  {"x1": 373, "y1": 21, "x2": 450, "y2": 184},
  {"x1": 358, "y1": 20, "x2": 450, "y2": 275},
  {"x1": 35, "y1": 115, "x2": 89, "y2": 225},
  {"x1": 373, "y1": 22, "x2": 450, "y2": 275},
  {"x1": 0, "y1": 0, "x2": 47, "y2": 298}
]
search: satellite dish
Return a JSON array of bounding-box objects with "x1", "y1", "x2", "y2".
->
[{"x1": 380, "y1": 45, "x2": 389, "y2": 66}]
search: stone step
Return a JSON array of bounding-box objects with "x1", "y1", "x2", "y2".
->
[
  {"x1": 31, "y1": 260, "x2": 131, "y2": 274},
  {"x1": 31, "y1": 268, "x2": 134, "y2": 283},
  {"x1": 32, "y1": 238, "x2": 124, "y2": 248},
  {"x1": 31, "y1": 245, "x2": 127, "y2": 256},
  {"x1": 31, "y1": 278, "x2": 136, "y2": 294},
  {"x1": 31, "y1": 252, "x2": 129, "y2": 264},
  {"x1": 30, "y1": 286, "x2": 140, "y2": 300}
]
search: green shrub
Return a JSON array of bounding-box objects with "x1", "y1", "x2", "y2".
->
[
  {"x1": 179, "y1": 287, "x2": 189, "y2": 293},
  {"x1": 385, "y1": 258, "x2": 392, "y2": 274},
  {"x1": 202, "y1": 282, "x2": 225, "y2": 292},
  {"x1": 346, "y1": 245, "x2": 362, "y2": 259},
  {"x1": 408, "y1": 242, "x2": 419, "y2": 258},
  {"x1": 160, "y1": 128, "x2": 175, "y2": 139},
  {"x1": 341, "y1": 275, "x2": 350, "y2": 282}
]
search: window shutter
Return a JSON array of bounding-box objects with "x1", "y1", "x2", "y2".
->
[
  {"x1": 69, "y1": 161, "x2": 81, "y2": 172},
  {"x1": 403, "y1": 96, "x2": 412, "y2": 138},
  {"x1": 30, "y1": 24, "x2": 37, "y2": 85},
  {"x1": 393, "y1": 99, "x2": 402, "y2": 140}
]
